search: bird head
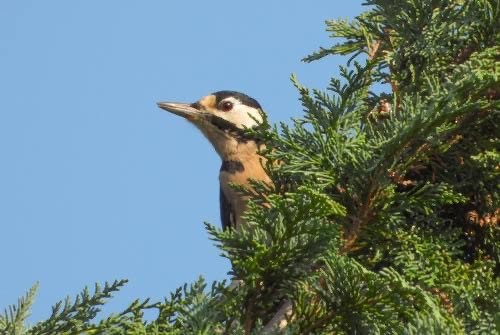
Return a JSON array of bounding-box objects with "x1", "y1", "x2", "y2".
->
[{"x1": 157, "y1": 91, "x2": 264, "y2": 158}]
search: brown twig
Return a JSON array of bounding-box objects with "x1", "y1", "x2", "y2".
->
[
  {"x1": 368, "y1": 39, "x2": 382, "y2": 60},
  {"x1": 262, "y1": 300, "x2": 294, "y2": 334},
  {"x1": 343, "y1": 186, "x2": 377, "y2": 252},
  {"x1": 243, "y1": 295, "x2": 256, "y2": 335}
]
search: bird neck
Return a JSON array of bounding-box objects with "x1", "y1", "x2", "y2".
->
[
  {"x1": 198, "y1": 124, "x2": 260, "y2": 161},
  {"x1": 218, "y1": 137, "x2": 262, "y2": 163}
]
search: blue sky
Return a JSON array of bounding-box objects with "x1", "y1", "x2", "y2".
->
[{"x1": 0, "y1": 0, "x2": 363, "y2": 323}]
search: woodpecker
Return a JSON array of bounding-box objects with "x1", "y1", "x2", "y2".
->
[{"x1": 157, "y1": 91, "x2": 271, "y2": 230}]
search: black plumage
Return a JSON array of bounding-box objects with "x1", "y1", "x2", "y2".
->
[
  {"x1": 213, "y1": 91, "x2": 262, "y2": 109},
  {"x1": 220, "y1": 187, "x2": 236, "y2": 230}
]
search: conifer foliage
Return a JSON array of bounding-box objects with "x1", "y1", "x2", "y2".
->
[{"x1": 2, "y1": 1, "x2": 498, "y2": 334}]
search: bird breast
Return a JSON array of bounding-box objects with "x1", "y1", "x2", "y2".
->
[{"x1": 219, "y1": 155, "x2": 271, "y2": 227}]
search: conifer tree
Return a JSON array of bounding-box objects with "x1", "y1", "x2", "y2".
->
[{"x1": 2, "y1": 1, "x2": 498, "y2": 334}]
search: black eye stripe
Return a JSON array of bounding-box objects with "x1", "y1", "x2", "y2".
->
[{"x1": 208, "y1": 114, "x2": 263, "y2": 144}]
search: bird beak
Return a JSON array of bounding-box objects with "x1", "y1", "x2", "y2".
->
[{"x1": 157, "y1": 102, "x2": 201, "y2": 122}]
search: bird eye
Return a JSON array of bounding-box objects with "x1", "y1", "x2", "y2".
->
[{"x1": 220, "y1": 101, "x2": 233, "y2": 112}]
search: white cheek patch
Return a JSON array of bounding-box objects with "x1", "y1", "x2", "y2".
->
[
  {"x1": 214, "y1": 100, "x2": 263, "y2": 129},
  {"x1": 231, "y1": 104, "x2": 263, "y2": 128}
]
